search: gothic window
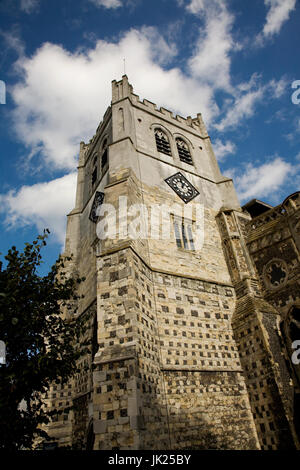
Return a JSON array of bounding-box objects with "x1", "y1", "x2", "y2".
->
[
  {"x1": 91, "y1": 153, "x2": 98, "y2": 186},
  {"x1": 101, "y1": 138, "x2": 108, "y2": 169},
  {"x1": 173, "y1": 215, "x2": 195, "y2": 251},
  {"x1": 154, "y1": 128, "x2": 171, "y2": 156},
  {"x1": 92, "y1": 167, "x2": 97, "y2": 185},
  {"x1": 176, "y1": 138, "x2": 193, "y2": 165}
]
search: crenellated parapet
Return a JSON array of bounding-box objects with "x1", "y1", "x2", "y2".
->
[{"x1": 111, "y1": 75, "x2": 209, "y2": 138}]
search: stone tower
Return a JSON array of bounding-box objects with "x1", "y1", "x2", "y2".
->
[{"x1": 44, "y1": 76, "x2": 299, "y2": 450}]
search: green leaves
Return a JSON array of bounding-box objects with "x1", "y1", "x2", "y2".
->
[{"x1": 0, "y1": 231, "x2": 85, "y2": 450}]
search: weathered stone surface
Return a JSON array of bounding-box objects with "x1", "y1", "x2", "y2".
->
[{"x1": 42, "y1": 76, "x2": 299, "y2": 451}]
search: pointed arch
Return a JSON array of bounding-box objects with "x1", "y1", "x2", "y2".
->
[
  {"x1": 176, "y1": 137, "x2": 193, "y2": 165},
  {"x1": 154, "y1": 127, "x2": 171, "y2": 156}
]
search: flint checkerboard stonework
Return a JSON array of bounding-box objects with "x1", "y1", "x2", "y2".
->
[{"x1": 42, "y1": 76, "x2": 300, "y2": 450}]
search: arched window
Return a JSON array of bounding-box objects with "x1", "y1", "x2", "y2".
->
[
  {"x1": 176, "y1": 138, "x2": 193, "y2": 165},
  {"x1": 101, "y1": 138, "x2": 108, "y2": 169},
  {"x1": 91, "y1": 153, "x2": 98, "y2": 185},
  {"x1": 154, "y1": 128, "x2": 171, "y2": 156}
]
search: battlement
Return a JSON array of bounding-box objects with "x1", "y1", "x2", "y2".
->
[
  {"x1": 246, "y1": 202, "x2": 286, "y2": 233},
  {"x1": 111, "y1": 75, "x2": 208, "y2": 137},
  {"x1": 245, "y1": 192, "x2": 300, "y2": 233}
]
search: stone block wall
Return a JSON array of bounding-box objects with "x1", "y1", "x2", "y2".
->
[{"x1": 93, "y1": 243, "x2": 259, "y2": 449}]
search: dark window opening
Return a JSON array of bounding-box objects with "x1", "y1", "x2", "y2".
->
[
  {"x1": 101, "y1": 149, "x2": 108, "y2": 169},
  {"x1": 176, "y1": 138, "x2": 193, "y2": 165},
  {"x1": 92, "y1": 167, "x2": 97, "y2": 185},
  {"x1": 155, "y1": 129, "x2": 171, "y2": 156}
]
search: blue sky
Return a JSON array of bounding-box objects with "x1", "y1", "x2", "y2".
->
[{"x1": 0, "y1": 0, "x2": 299, "y2": 272}]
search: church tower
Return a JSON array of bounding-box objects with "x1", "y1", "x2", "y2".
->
[{"x1": 45, "y1": 76, "x2": 299, "y2": 450}]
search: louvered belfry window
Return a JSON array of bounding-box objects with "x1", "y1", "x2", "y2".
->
[
  {"x1": 176, "y1": 138, "x2": 193, "y2": 165},
  {"x1": 155, "y1": 128, "x2": 171, "y2": 156},
  {"x1": 101, "y1": 139, "x2": 108, "y2": 169}
]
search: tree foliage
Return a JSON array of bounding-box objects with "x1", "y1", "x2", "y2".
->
[{"x1": 0, "y1": 231, "x2": 85, "y2": 450}]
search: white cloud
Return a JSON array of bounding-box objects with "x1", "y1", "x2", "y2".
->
[
  {"x1": 0, "y1": 173, "x2": 76, "y2": 245},
  {"x1": 10, "y1": 27, "x2": 218, "y2": 171},
  {"x1": 4, "y1": 4, "x2": 294, "y2": 247},
  {"x1": 0, "y1": 27, "x2": 25, "y2": 56},
  {"x1": 215, "y1": 86, "x2": 265, "y2": 132},
  {"x1": 213, "y1": 139, "x2": 236, "y2": 161},
  {"x1": 89, "y1": 0, "x2": 122, "y2": 8},
  {"x1": 88, "y1": 0, "x2": 140, "y2": 10},
  {"x1": 20, "y1": 0, "x2": 40, "y2": 14},
  {"x1": 268, "y1": 77, "x2": 288, "y2": 98},
  {"x1": 232, "y1": 157, "x2": 292, "y2": 202},
  {"x1": 262, "y1": 0, "x2": 296, "y2": 38},
  {"x1": 187, "y1": 0, "x2": 237, "y2": 92},
  {"x1": 214, "y1": 75, "x2": 287, "y2": 132}
]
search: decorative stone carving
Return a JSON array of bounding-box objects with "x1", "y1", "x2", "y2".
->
[{"x1": 263, "y1": 258, "x2": 288, "y2": 289}]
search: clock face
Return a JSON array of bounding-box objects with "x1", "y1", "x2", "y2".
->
[
  {"x1": 165, "y1": 172, "x2": 200, "y2": 203},
  {"x1": 89, "y1": 191, "x2": 104, "y2": 223},
  {"x1": 173, "y1": 178, "x2": 193, "y2": 196}
]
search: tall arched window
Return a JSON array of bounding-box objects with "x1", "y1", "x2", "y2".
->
[
  {"x1": 91, "y1": 153, "x2": 98, "y2": 186},
  {"x1": 154, "y1": 128, "x2": 171, "y2": 156},
  {"x1": 176, "y1": 138, "x2": 193, "y2": 165},
  {"x1": 101, "y1": 138, "x2": 108, "y2": 169}
]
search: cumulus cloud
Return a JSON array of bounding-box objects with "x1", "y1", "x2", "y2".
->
[
  {"x1": 231, "y1": 157, "x2": 292, "y2": 202},
  {"x1": 213, "y1": 139, "x2": 236, "y2": 161},
  {"x1": 10, "y1": 27, "x2": 218, "y2": 171},
  {"x1": 20, "y1": 0, "x2": 40, "y2": 14},
  {"x1": 88, "y1": 0, "x2": 122, "y2": 8},
  {"x1": 0, "y1": 173, "x2": 77, "y2": 245},
  {"x1": 3, "y1": 2, "x2": 293, "y2": 243}
]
